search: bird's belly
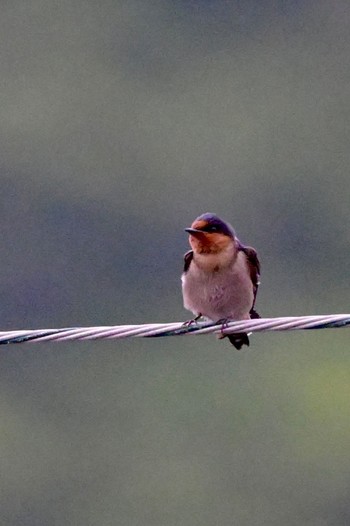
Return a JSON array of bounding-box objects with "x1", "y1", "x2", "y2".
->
[{"x1": 182, "y1": 268, "x2": 253, "y2": 321}]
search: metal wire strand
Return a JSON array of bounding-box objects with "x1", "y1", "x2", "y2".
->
[{"x1": 0, "y1": 314, "x2": 349, "y2": 345}]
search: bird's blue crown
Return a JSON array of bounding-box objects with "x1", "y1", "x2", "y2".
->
[{"x1": 195, "y1": 213, "x2": 235, "y2": 238}]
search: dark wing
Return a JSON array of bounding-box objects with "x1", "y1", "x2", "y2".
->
[
  {"x1": 238, "y1": 244, "x2": 261, "y2": 316},
  {"x1": 183, "y1": 250, "x2": 194, "y2": 272}
]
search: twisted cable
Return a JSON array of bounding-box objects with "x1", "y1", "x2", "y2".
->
[{"x1": 0, "y1": 314, "x2": 349, "y2": 345}]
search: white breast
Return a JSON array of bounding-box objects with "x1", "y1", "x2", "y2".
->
[{"x1": 182, "y1": 250, "x2": 253, "y2": 321}]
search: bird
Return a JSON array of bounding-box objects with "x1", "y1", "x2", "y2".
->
[{"x1": 181, "y1": 212, "x2": 260, "y2": 349}]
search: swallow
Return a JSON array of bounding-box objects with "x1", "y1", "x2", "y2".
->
[{"x1": 181, "y1": 213, "x2": 260, "y2": 349}]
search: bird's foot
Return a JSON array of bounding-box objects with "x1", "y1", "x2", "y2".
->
[
  {"x1": 182, "y1": 314, "x2": 203, "y2": 327},
  {"x1": 182, "y1": 317, "x2": 249, "y2": 350},
  {"x1": 216, "y1": 318, "x2": 233, "y2": 339},
  {"x1": 215, "y1": 318, "x2": 249, "y2": 349}
]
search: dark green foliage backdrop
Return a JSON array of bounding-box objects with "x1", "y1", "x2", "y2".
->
[{"x1": 1, "y1": 2, "x2": 350, "y2": 524}]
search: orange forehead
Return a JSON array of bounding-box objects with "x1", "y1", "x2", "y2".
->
[{"x1": 191, "y1": 219, "x2": 208, "y2": 229}]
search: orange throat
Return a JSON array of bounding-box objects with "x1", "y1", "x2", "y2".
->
[{"x1": 189, "y1": 232, "x2": 232, "y2": 254}]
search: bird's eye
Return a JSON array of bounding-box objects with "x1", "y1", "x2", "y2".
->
[{"x1": 209, "y1": 226, "x2": 218, "y2": 232}]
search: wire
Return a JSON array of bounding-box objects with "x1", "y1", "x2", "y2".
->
[{"x1": 0, "y1": 314, "x2": 349, "y2": 345}]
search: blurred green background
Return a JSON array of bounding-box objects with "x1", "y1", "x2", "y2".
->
[{"x1": 1, "y1": 1, "x2": 350, "y2": 524}]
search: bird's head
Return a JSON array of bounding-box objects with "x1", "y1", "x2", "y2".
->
[{"x1": 185, "y1": 213, "x2": 235, "y2": 254}]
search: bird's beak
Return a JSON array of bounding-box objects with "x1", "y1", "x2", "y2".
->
[{"x1": 185, "y1": 227, "x2": 204, "y2": 237}]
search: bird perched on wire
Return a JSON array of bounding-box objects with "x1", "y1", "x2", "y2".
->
[{"x1": 181, "y1": 212, "x2": 260, "y2": 349}]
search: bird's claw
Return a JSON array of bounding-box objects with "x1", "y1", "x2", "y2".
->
[
  {"x1": 216, "y1": 318, "x2": 233, "y2": 339},
  {"x1": 182, "y1": 314, "x2": 203, "y2": 327}
]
